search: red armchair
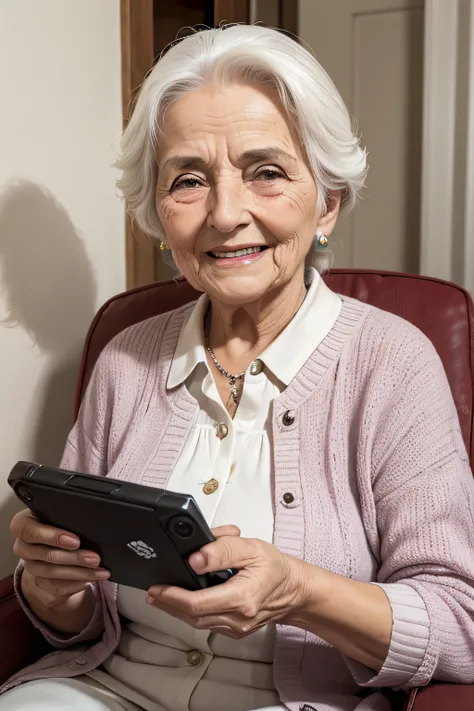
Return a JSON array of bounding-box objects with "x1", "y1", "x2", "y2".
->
[{"x1": 1, "y1": 269, "x2": 473, "y2": 709}]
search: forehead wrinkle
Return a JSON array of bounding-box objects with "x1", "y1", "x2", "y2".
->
[
  {"x1": 166, "y1": 99, "x2": 288, "y2": 137},
  {"x1": 160, "y1": 145, "x2": 299, "y2": 175},
  {"x1": 159, "y1": 99, "x2": 302, "y2": 174}
]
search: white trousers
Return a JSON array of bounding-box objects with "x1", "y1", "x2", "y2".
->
[
  {"x1": 0, "y1": 678, "x2": 141, "y2": 710},
  {"x1": 0, "y1": 677, "x2": 286, "y2": 711}
]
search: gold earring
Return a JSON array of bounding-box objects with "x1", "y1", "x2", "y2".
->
[
  {"x1": 159, "y1": 241, "x2": 167, "y2": 251},
  {"x1": 315, "y1": 233, "x2": 328, "y2": 250}
]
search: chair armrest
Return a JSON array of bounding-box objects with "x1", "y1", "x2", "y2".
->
[
  {"x1": 408, "y1": 683, "x2": 474, "y2": 710},
  {"x1": 0, "y1": 575, "x2": 50, "y2": 685}
]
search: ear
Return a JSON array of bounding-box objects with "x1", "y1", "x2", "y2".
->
[{"x1": 316, "y1": 191, "x2": 341, "y2": 237}]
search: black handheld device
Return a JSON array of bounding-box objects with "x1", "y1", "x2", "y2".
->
[{"x1": 8, "y1": 461, "x2": 235, "y2": 591}]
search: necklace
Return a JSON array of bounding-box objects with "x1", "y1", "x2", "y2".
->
[{"x1": 204, "y1": 324, "x2": 245, "y2": 405}]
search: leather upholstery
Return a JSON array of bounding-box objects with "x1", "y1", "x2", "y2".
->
[
  {"x1": 0, "y1": 575, "x2": 49, "y2": 686},
  {"x1": 406, "y1": 683, "x2": 474, "y2": 710}
]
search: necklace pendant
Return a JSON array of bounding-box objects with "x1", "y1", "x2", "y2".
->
[{"x1": 230, "y1": 384, "x2": 239, "y2": 403}]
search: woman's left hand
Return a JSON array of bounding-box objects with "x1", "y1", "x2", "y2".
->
[{"x1": 146, "y1": 526, "x2": 309, "y2": 638}]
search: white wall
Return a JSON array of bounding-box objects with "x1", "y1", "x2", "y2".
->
[{"x1": 0, "y1": 0, "x2": 125, "y2": 577}]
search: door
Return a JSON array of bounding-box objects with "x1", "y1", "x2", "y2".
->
[{"x1": 298, "y1": 0, "x2": 425, "y2": 273}]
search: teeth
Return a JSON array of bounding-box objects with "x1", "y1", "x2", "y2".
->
[{"x1": 212, "y1": 246, "x2": 262, "y2": 258}]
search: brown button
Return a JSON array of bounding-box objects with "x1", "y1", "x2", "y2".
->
[
  {"x1": 187, "y1": 649, "x2": 204, "y2": 666},
  {"x1": 249, "y1": 359, "x2": 263, "y2": 375},
  {"x1": 282, "y1": 410, "x2": 295, "y2": 426},
  {"x1": 216, "y1": 423, "x2": 228, "y2": 440},
  {"x1": 202, "y1": 478, "x2": 219, "y2": 495},
  {"x1": 283, "y1": 492, "x2": 294, "y2": 504}
]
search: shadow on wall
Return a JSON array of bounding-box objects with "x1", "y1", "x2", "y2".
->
[{"x1": 0, "y1": 179, "x2": 97, "y2": 535}]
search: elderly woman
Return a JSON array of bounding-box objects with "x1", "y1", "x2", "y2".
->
[{"x1": 2, "y1": 23, "x2": 474, "y2": 711}]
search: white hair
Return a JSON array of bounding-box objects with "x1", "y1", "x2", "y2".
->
[{"x1": 116, "y1": 24, "x2": 367, "y2": 273}]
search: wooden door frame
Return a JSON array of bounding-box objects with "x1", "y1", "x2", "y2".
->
[
  {"x1": 214, "y1": 0, "x2": 250, "y2": 23},
  {"x1": 279, "y1": 0, "x2": 298, "y2": 36},
  {"x1": 121, "y1": 0, "x2": 155, "y2": 288}
]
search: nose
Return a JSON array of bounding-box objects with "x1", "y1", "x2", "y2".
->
[{"x1": 207, "y1": 182, "x2": 252, "y2": 234}]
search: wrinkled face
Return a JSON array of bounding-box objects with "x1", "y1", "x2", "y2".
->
[{"x1": 155, "y1": 81, "x2": 335, "y2": 304}]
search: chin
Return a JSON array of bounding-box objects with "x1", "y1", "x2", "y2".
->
[{"x1": 203, "y1": 272, "x2": 273, "y2": 305}]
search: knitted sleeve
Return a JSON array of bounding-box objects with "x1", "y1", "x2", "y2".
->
[
  {"x1": 14, "y1": 345, "x2": 120, "y2": 650},
  {"x1": 346, "y1": 321, "x2": 474, "y2": 690}
]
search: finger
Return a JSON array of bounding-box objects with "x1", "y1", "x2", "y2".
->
[
  {"x1": 34, "y1": 577, "x2": 91, "y2": 602},
  {"x1": 205, "y1": 626, "x2": 243, "y2": 638},
  {"x1": 189, "y1": 535, "x2": 259, "y2": 574},
  {"x1": 147, "y1": 574, "x2": 257, "y2": 618},
  {"x1": 211, "y1": 525, "x2": 241, "y2": 538},
  {"x1": 13, "y1": 539, "x2": 101, "y2": 569},
  {"x1": 11, "y1": 510, "x2": 80, "y2": 550},
  {"x1": 25, "y1": 560, "x2": 110, "y2": 582},
  {"x1": 146, "y1": 596, "x2": 201, "y2": 626},
  {"x1": 146, "y1": 597, "x2": 245, "y2": 637},
  {"x1": 190, "y1": 529, "x2": 243, "y2": 573}
]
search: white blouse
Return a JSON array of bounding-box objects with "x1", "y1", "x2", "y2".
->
[
  {"x1": 87, "y1": 269, "x2": 342, "y2": 711},
  {"x1": 166, "y1": 269, "x2": 342, "y2": 539}
]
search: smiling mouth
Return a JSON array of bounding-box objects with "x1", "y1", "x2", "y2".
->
[{"x1": 207, "y1": 246, "x2": 269, "y2": 258}]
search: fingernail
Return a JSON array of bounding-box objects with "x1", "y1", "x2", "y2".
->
[
  {"x1": 94, "y1": 569, "x2": 110, "y2": 578},
  {"x1": 83, "y1": 555, "x2": 100, "y2": 567},
  {"x1": 145, "y1": 595, "x2": 153, "y2": 604},
  {"x1": 59, "y1": 534, "x2": 80, "y2": 549}
]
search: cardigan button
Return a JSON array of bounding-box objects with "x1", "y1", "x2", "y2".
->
[
  {"x1": 283, "y1": 492, "x2": 295, "y2": 504},
  {"x1": 282, "y1": 410, "x2": 295, "y2": 426}
]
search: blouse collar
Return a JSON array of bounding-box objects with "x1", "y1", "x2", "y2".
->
[{"x1": 167, "y1": 268, "x2": 342, "y2": 389}]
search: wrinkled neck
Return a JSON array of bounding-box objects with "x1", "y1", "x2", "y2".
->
[{"x1": 206, "y1": 268, "x2": 307, "y2": 368}]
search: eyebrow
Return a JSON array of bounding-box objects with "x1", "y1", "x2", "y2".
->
[
  {"x1": 161, "y1": 147, "x2": 298, "y2": 172},
  {"x1": 162, "y1": 155, "x2": 207, "y2": 172},
  {"x1": 240, "y1": 147, "x2": 297, "y2": 166}
]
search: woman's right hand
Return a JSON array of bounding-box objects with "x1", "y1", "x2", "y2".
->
[{"x1": 10, "y1": 509, "x2": 110, "y2": 631}]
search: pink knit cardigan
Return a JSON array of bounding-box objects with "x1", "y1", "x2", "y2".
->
[{"x1": 4, "y1": 297, "x2": 474, "y2": 711}]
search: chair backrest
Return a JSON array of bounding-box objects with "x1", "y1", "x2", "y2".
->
[{"x1": 75, "y1": 269, "x2": 474, "y2": 464}]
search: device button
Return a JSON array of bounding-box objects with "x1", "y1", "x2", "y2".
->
[
  {"x1": 249, "y1": 359, "x2": 263, "y2": 375},
  {"x1": 187, "y1": 649, "x2": 204, "y2": 666},
  {"x1": 216, "y1": 423, "x2": 228, "y2": 440},
  {"x1": 75, "y1": 656, "x2": 89, "y2": 666},
  {"x1": 16, "y1": 485, "x2": 33, "y2": 502}
]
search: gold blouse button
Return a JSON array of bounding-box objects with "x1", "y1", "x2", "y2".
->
[
  {"x1": 249, "y1": 359, "x2": 263, "y2": 375},
  {"x1": 203, "y1": 478, "x2": 219, "y2": 495},
  {"x1": 187, "y1": 649, "x2": 204, "y2": 666},
  {"x1": 216, "y1": 423, "x2": 228, "y2": 440}
]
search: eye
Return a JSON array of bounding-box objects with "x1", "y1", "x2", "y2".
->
[
  {"x1": 170, "y1": 175, "x2": 205, "y2": 191},
  {"x1": 253, "y1": 167, "x2": 287, "y2": 182}
]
